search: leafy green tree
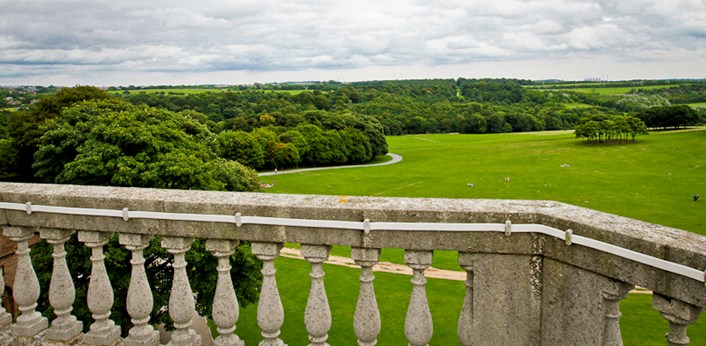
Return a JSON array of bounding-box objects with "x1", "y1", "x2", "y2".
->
[
  {"x1": 215, "y1": 130, "x2": 266, "y2": 169},
  {"x1": 575, "y1": 114, "x2": 648, "y2": 143},
  {"x1": 341, "y1": 128, "x2": 373, "y2": 163},
  {"x1": 626, "y1": 116, "x2": 649, "y2": 141},
  {"x1": 269, "y1": 142, "x2": 301, "y2": 168},
  {"x1": 3, "y1": 86, "x2": 110, "y2": 181},
  {"x1": 29, "y1": 98, "x2": 262, "y2": 334},
  {"x1": 33, "y1": 99, "x2": 227, "y2": 190},
  {"x1": 279, "y1": 129, "x2": 309, "y2": 162},
  {"x1": 487, "y1": 113, "x2": 507, "y2": 133},
  {"x1": 638, "y1": 105, "x2": 699, "y2": 129}
]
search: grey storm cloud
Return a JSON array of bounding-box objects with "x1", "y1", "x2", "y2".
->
[{"x1": 0, "y1": 0, "x2": 705, "y2": 84}]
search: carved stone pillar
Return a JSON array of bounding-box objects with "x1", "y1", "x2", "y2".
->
[
  {"x1": 457, "y1": 252, "x2": 475, "y2": 346},
  {"x1": 301, "y1": 244, "x2": 332, "y2": 346},
  {"x1": 404, "y1": 250, "x2": 433, "y2": 346},
  {"x1": 206, "y1": 239, "x2": 244, "y2": 346},
  {"x1": 79, "y1": 230, "x2": 121, "y2": 345},
  {"x1": 652, "y1": 294, "x2": 704, "y2": 346},
  {"x1": 251, "y1": 242, "x2": 286, "y2": 346},
  {"x1": 120, "y1": 233, "x2": 159, "y2": 346},
  {"x1": 352, "y1": 247, "x2": 381, "y2": 346},
  {"x1": 4, "y1": 226, "x2": 47, "y2": 337},
  {"x1": 40, "y1": 228, "x2": 83, "y2": 343},
  {"x1": 0, "y1": 267, "x2": 11, "y2": 330},
  {"x1": 162, "y1": 236, "x2": 201, "y2": 346},
  {"x1": 601, "y1": 280, "x2": 633, "y2": 346}
]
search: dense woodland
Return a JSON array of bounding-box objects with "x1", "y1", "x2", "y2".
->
[{"x1": 2, "y1": 79, "x2": 705, "y2": 183}]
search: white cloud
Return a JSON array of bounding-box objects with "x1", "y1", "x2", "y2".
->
[{"x1": 0, "y1": 0, "x2": 704, "y2": 85}]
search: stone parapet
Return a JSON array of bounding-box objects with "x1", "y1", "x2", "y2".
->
[{"x1": 0, "y1": 182, "x2": 704, "y2": 345}]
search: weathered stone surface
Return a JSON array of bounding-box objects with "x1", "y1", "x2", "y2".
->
[
  {"x1": 352, "y1": 248, "x2": 381, "y2": 346},
  {"x1": 467, "y1": 253, "x2": 542, "y2": 345},
  {"x1": 540, "y1": 258, "x2": 613, "y2": 345},
  {"x1": 1, "y1": 182, "x2": 705, "y2": 345}
]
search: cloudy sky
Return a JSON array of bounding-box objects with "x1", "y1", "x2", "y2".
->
[{"x1": 1, "y1": 0, "x2": 705, "y2": 86}]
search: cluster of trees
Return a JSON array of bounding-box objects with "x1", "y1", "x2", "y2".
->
[
  {"x1": 638, "y1": 82, "x2": 706, "y2": 104},
  {"x1": 0, "y1": 85, "x2": 388, "y2": 333},
  {"x1": 213, "y1": 110, "x2": 387, "y2": 169},
  {"x1": 1, "y1": 87, "x2": 263, "y2": 333},
  {"x1": 637, "y1": 105, "x2": 701, "y2": 129},
  {"x1": 574, "y1": 114, "x2": 648, "y2": 143}
]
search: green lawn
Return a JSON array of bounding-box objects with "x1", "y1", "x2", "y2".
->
[
  {"x1": 266, "y1": 129, "x2": 706, "y2": 235},
  {"x1": 233, "y1": 257, "x2": 464, "y2": 345},
  {"x1": 253, "y1": 129, "x2": 706, "y2": 344},
  {"x1": 228, "y1": 257, "x2": 704, "y2": 346}
]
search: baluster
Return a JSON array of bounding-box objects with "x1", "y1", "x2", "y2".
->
[
  {"x1": 601, "y1": 280, "x2": 634, "y2": 346},
  {"x1": 404, "y1": 250, "x2": 433, "y2": 346},
  {"x1": 79, "y1": 231, "x2": 121, "y2": 345},
  {"x1": 0, "y1": 266, "x2": 11, "y2": 330},
  {"x1": 301, "y1": 244, "x2": 332, "y2": 346},
  {"x1": 457, "y1": 252, "x2": 475, "y2": 346},
  {"x1": 206, "y1": 239, "x2": 244, "y2": 346},
  {"x1": 119, "y1": 233, "x2": 159, "y2": 346},
  {"x1": 352, "y1": 247, "x2": 381, "y2": 346},
  {"x1": 162, "y1": 236, "x2": 201, "y2": 346},
  {"x1": 652, "y1": 294, "x2": 704, "y2": 346},
  {"x1": 3, "y1": 226, "x2": 47, "y2": 337},
  {"x1": 40, "y1": 228, "x2": 83, "y2": 343},
  {"x1": 251, "y1": 242, "x2": 286, "y2": 346}
]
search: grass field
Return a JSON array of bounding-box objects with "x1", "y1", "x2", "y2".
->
[
  {"x1": 227, "y1": 257, "x2": 705, "y2": 346},
  {"x1": 562, "y1": 85, "x2": 678, "y2": 95},
  {"x1": 530, "y1": 83, "x2": 678, "y2": 95},
  {"x1": 266, "y1": 128, "x2": 706, "y2": 235},
  {"x1": 253, "y1": 128, "x2": 706, "y2": 344}
]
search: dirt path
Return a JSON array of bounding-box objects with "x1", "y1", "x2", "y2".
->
[
  {"x1": 280, "y1": 247, "x2": 464, "y2": 280},
  {"x1": 279, "y1": 247, "x2": 653, "y2": 294},
  {"x1": 259, "y1": 153, "x2": 402, "y2": 177}
]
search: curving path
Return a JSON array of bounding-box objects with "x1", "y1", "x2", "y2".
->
[{"x1": 258, "y1": 153, "x2": 402, "y2": 177}]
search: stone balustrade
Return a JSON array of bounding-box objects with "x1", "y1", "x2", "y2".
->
[{"x1": 0, "y1": 182, "x2": 704, "y2": 345}]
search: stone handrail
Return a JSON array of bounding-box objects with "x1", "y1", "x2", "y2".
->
[{"x1": 0, "y1": 182, "x2": 704, "y2": 345}]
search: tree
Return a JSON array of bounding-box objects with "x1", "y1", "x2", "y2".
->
[
  {"x1": 30, "y1": 98, "x2": 262, "y2": 334},
  {"x1": 486, "y1": 113, "x2": 506, "y2": 133},
  {"x1": 575, "y1": 113, "x2": 648, "y2": 143},
  {"x1": 638, "y1": 105, "x2": 699, "y2": 129},
  {"x1": 3, "y1": 86, "x2": 110, "y2": 181},
  {"x1": 215, "y1": 130, "x2": 266, "y2": 169},
  {"x1": 626, "y1": 116, "x2": 649, "y2": 141},
  {"x1": 279, "y1": 129, "x2": 309, "y2": 162}
]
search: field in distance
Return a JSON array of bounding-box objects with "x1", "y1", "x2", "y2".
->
[
  {"x1": 529, "y1": 82, "x2": 680, "y2": 95},
  {"x1": 265, "y1": 128, "x2": 706, "y2": 236}
]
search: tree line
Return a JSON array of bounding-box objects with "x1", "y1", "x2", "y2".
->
[{"x1": 113, "y1": 78, "x2": 705, "y2": 139}]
